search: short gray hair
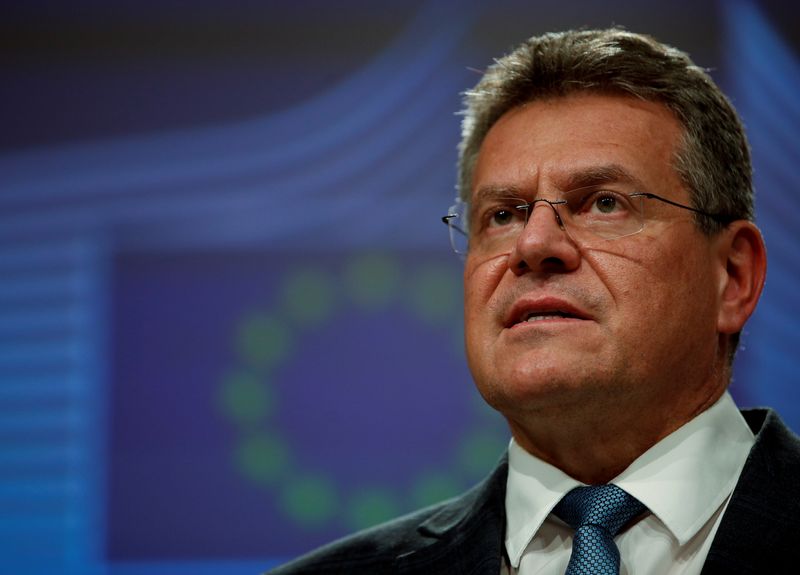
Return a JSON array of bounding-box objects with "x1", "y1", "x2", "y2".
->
[{"x1": 458, "y1": 28, "x2": 753, "y2": 234}]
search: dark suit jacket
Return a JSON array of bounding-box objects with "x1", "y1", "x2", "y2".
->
[{"x1": 268, "y1": 409, "x2": 800, "y2": 574}]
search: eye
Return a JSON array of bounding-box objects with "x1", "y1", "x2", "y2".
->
[
  {"x1": 472, "y1": 199, "x2": 527, "y2": 232},
  {"x1": 575, "y1": 190, "x2": 632, "y2": 216},
  {"x1": 490, "y1": 208, "x2": 517, "y2": 227},
  {"x1": 593, "y1": 194, "x2": 620, "y2": 214}
]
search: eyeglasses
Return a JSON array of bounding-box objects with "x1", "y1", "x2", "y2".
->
[{"x1": 441, "y1": 186, "x2": 733, "y2": 257}]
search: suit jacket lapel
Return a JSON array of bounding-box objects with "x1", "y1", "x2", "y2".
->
[
  {"x1": 394, "y1": 456, "x2": 509, "y2": 575},
  {"x1": 702, "y1": 409, "x2": 800, "y2": 574}
]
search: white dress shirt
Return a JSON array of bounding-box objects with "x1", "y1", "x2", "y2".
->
[{"x1": 504, "y1": 392, "x2": 755, "y2": 574}]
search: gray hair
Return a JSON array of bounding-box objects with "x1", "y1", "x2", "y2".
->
[{"x1": 458, "y1": 28, "x2": 753, "y2": 234}]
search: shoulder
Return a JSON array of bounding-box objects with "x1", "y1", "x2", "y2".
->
[
  {"x1": 740, "y1": 407, "x2": 800, "y2": 478},
  {"x1": 266, "y1": 502, "x2": 449, "y2": 575},
  {"x1": 705, "y1": 408, "x2": 800, "y2": 572},
  {"x1": 735, "y1": 408, "x2": 800, "y2": 506},
  {"x1": 266, "y1": 456, "x2": 509, "y2": 575}
]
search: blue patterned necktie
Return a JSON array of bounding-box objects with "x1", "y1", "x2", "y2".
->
[{"x1": 553, "y1": 484, "x2": 647, "y2": 575}]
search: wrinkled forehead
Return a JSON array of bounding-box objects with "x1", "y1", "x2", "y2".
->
[
  {"x1": 466, "y1": 93, "x2": 686, "y2": 202},
  {"x1": 468, "y1": 94, "x2": 685, "y2": 204}
]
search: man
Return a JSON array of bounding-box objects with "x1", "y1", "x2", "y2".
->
[{"x1": 269, "y1": 28, "x2": 799, "y2": 574}]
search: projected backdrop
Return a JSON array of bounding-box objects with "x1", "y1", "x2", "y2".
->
[{"x1": 1, "y1": 1, "x2": 798, "y2": 574}]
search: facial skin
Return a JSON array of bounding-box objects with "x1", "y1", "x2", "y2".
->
[{"x1": 464, "y1": 93, "x2": 766, "y2": 483}]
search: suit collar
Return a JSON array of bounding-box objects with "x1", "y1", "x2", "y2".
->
[{"x1": 394, "y1": 455, "x2": 509, "y2": 574}]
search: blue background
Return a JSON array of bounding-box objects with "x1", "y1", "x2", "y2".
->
[{"x1": 1, "y1": 1, "x2": 798, "y2": 573}]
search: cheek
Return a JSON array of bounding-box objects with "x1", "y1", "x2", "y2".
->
[
  {"x1": 585, "y1": 239, "x2": 690, "y2": 326},
  {"x1": 463, "y1": 255, "x2": 509, "y2": 312},
  {"x1": 644, "y1": 241, "x2": 715, "y2": 308},
  {"x1": 463, "y1": 255, "x2": 509, "y2": 354},
  {"x1": 608, "y1": 240, "x2": 717, "y2": 343}
]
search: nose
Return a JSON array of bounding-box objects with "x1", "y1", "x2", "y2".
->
[{"x1": 507, "y1": 201, "x2": 581, "y2": 275}]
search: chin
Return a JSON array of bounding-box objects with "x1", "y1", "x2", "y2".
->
[
  {"x1": 476, "y1": 370, "x2": 575, "y2": 415},
  {"x1": 474, "y1": 355, "x2": 617, "y2": 417}
]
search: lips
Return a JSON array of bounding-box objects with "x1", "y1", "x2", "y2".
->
[
  {"x1": 504, "y1": 297, "x2": 591, "y2": 328},
  {"x1": 522, "y1": 310, "x2": 571, "y2": 322}
]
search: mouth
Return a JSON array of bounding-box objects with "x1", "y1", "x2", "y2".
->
[
  {"x1": 505, "y1": 298, "x2": 591, "y2": 329},
  {"x1": 519, "y1": 310, "x2": 576, "y2": 323}
]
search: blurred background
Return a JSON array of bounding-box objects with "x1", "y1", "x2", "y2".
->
[{"x1": 2, "y1": 0, "x2": 798, "y2": 573}]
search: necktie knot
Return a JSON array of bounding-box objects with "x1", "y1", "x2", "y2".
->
[
  {"x1": 553, "y1": 484, "x2": 647, "y2": 575},
  {"x1": 554, "y1": 484, "x2": 646, "y2": 535}
]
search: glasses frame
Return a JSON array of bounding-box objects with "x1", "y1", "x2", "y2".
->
[{"x1": 442, "y1": 191, "x2": 734, "y2": 257}]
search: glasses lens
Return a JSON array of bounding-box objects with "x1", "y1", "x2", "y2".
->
[
  {"x1": 445, "y1": 202, "x2": 469, "y2": 255},
  {"x1": 560, "y1": 187, "x2": 645, "y2": 239}
]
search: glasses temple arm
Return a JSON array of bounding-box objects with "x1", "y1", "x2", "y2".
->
[
  {"x1": 442, "y1": 214, "x2": 468, "y2": 236},
  {"x1": 634, "y1": 193, "x2": 733, "y2": 222}
]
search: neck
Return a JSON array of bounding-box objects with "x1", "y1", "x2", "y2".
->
[{"x1": 506, "y1": 383, "x2": 727, "y2": 484}]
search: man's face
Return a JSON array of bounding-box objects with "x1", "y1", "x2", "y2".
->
[{"x1": 464, "y1": 93, "x2": 727, "y2": 426}]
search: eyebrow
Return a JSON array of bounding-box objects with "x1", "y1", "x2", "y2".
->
[
  {"x1": 471, "y1": 163, "x2": 648, "y2": 204},
  {"x1": 471, "y1": 184, "x2": 526, "y2": 203},
  {"x1": 560, "y1": 164, "x2": 646, "y2": 192}
]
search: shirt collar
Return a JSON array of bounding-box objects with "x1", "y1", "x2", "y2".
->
[
  {"x1": 505, "y1": 435, "x2": 580, "y2": 567},
  {"x1": 504, "y1": 392, "x2": 754, "y2": 567}
]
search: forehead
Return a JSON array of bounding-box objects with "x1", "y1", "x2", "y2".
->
[{"x1": 472, "y1": 94, "x2": 685, "y2": 201}]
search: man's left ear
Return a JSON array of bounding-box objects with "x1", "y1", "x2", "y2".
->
[{"x1": 715, "y1": 220, "x2": 767, "y2": 334}]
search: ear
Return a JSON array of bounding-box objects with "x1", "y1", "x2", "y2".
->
[{"x1": 715, "y1": 220, "x2": 767, "y2": 335}]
